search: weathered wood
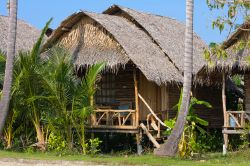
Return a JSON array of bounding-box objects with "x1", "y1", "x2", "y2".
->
[
  {"x1": 134, "y1": 68, "x2": 139, "y2": 127},
  {"x1": 140, "y1": 123, "x2": 160, "y2": 148}
]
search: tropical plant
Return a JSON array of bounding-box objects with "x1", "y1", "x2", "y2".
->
[
  {"x1": 41, "y1": 47, "x2": 104, "y2": 153},
  {"x1": 0, "y1": 17, "x2": 104, "y2": 153},
  {"x1": 0, "y1": 0, "x2": 18, "y2": 135},
  {"x1": 85, "y1": 138, "x2": 102, "y2": 155},
  {"x1": 164, "y1": 90, "x2": 212, "y2": 158},
  {"x1": 155, "y1": 0, "x2": 194, "y2": 156},
  {"x1": 9, "y1": 19, "x2": 52, "y2": 151}
]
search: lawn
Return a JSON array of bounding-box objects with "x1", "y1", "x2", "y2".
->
[{"x1": 0, "y1": 149, "x2": 249, "y2": 166}]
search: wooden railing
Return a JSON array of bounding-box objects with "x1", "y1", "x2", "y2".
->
[
  {"x1": 146, "y1": 113, "x2": 162, "y2": 138},
  {"x1": 91, "y1": 109, "x2": 136, "y2": 129},
  {"x1": 224, "y1": 111, "x2": 246, "y2": 128}
]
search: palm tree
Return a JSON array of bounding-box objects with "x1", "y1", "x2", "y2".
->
[
  {"x1": 154, "y1": 0, "x2": 194, "y2": 156},
  {"x1": 42, "y1": 47, "x2": 104, "y2": 152},
  {"x1": 0, "y1": 0, "x2": 18, "y2": 135}
]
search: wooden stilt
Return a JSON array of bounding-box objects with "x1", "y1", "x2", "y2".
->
[
  {"x1": 222, "y1": 72, "x2": 228, "y2": 155},
  {"x1": 136, "y1": 129, "x2": 143, "y2": 155},
  {"x1": 133, "y1": 68, "x2": 139, "y2": 127}
]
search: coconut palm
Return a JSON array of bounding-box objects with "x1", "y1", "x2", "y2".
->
[
  {"x1": 0, "y1": 0, "x2": 18, "y2": 135},
  {"x1": 7, "y1": 19, "x2": 52, "y2": 150},
  {"x1": 42, "y1": 47, "x2": 104, "y2": 151},
  {"x1": 154, "y1": 0, "x2": 194, "y2": 156}
]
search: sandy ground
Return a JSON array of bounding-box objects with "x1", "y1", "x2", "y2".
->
[{"x1": 0, "y1": 158, "x2": 111, "y2": 166}]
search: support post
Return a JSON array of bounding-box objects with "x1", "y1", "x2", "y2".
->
[
  {"x1": 136, "y1": 129, "x2": 143, "y2": 155},
  {"x1": 222, "y1": 72, "x2": 228, "y2": 155},
  {"x1": 133, "y1": 68, "x2": 139, "y2": 127}
]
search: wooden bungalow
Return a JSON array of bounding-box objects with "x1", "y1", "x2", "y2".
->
[
  {"x1": 43, "y1": 5, "x2": 225, "y2": 149},
  {"x1": 197, "y1": 20, "x2": 250, "y2": 153},
  {"x1": 0, "y1": 15, "x2": 41, "y2": 54}
]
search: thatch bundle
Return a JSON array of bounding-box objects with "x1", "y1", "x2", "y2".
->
[{"x1": 0, "y1": 15, "x2": 41, "y2": 54}]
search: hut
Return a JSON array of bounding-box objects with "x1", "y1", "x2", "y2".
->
[
  {"x1": 198, "y1": 20, "x2": 250, "y2": 153},
  {"x1": 43, "y1": 5, "x2": 224, "y2": 149},
  {"x1": 0, "y1": 15, "x2": 41, "y2": 54}
]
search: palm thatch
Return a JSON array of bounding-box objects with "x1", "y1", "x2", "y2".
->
[
  {"x1": 0, "y1": 15, "x2": 41, "y2": 54},
  {"x1": 213, "y1": 20, "x2": 250, "y2": 72},
  {"x1": 43, "y1": 11, "x2": 184, "y2": 84},
  {"x1": 195, "y1": 21, "x2": 250, "y2": 85},
  {"x1": 104, "y1": 5, "x2": 207, "y2": 74}
]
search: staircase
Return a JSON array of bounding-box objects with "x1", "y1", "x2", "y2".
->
[
  {"x1": 137, "y1": 94, "x2": 170, "y2": 148},
  {"x1": 139, "y1": 113, "x2": 169, "y2": 148}
]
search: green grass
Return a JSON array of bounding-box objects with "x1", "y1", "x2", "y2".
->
[{"x1": 0, "y1": 149, "x2": 249, "y2": 166}]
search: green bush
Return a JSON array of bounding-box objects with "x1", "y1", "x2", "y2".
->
[
  {"x1": 48, "y1": 132, "x2": 66, "y2": 155},
  {"x1": 85, "y1": 138, "x2": 102, "y2": 155}
]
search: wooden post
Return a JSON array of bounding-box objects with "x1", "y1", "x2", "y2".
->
[
  {"x1": 222, "y1": 72, "x2": 228, "y2": 154},
  {"x1": 134, "y1": 68, "x2": 142, "y2": 155},
  {"x1": 133, "y1": 68, "x2": 139, "y2": 127},
  {"x1": 136, "y1": 129, "x2": 143, "y2": 155}
]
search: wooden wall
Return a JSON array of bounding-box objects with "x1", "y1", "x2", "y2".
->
[
  {"x1": 244, "y1": 74, "x2": 250, "y2": 113},
  {"x1": 166, "y1": 84, "x2": 223, "y2": 128},
  {"x1": 95, "y1": 65, "x2": 135, "y2": 108},
  {"x1": 138, "y1": 73, "x2": 162, "y2": 120},
  {"x1": 96, "y1": 67, "x2": 224, "y2": 128},
  {"x1": 194, "y1": 86, "x2": 223, "y2": 128}
]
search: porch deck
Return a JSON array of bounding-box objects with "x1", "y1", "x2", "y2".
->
[{"x1": 86, "y1": 109, "x2": 139, "y2": 133}]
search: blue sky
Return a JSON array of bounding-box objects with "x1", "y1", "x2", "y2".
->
[{"x1": 0, "y1": 0, "x2": 231, "y2": 44}]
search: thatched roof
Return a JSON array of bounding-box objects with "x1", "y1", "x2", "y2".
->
[
  {"x1": 195, "y1": 20, "x2": 250, "y2": 85},
  {"x1": 205, "y1": 20, "x2": 250, "y2": 73},
  {"x1": 0, "y1": 15, "x2": 41, "y2": 54},
  {"x1": 223, "y1": 20, "x2": 250, "y2": 50},
  {"x1": 104, "y1": 5, "x2": 207, "y2": 74},
  {"x1": 43, "y1": 11, "x2": 184, "y2": 84}
]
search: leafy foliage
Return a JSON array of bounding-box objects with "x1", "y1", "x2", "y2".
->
[
  {"x1": 207, "y1": 0, "x2": 250, "y2": 32},
  {"x1": 164, "y1": 89, "x2": 212, "y2": 158},
  {"x1": 0, "y1": 20, "x2": 105, "y2": 154}
]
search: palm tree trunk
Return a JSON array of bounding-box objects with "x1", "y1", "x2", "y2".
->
[
  {"x1": 0, "y1": 0, "x2": 18, "y2": 135},
  {"x1": 34, "y1": 122, "x2": 45, "y2": 151},
  {"x1": 154, "y1": 0, "x2": 194, "y2": 156}
]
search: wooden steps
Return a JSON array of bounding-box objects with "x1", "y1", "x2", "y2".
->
[{"x1": 140, "y1": 123, "x2": 160, "y2": 148}]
